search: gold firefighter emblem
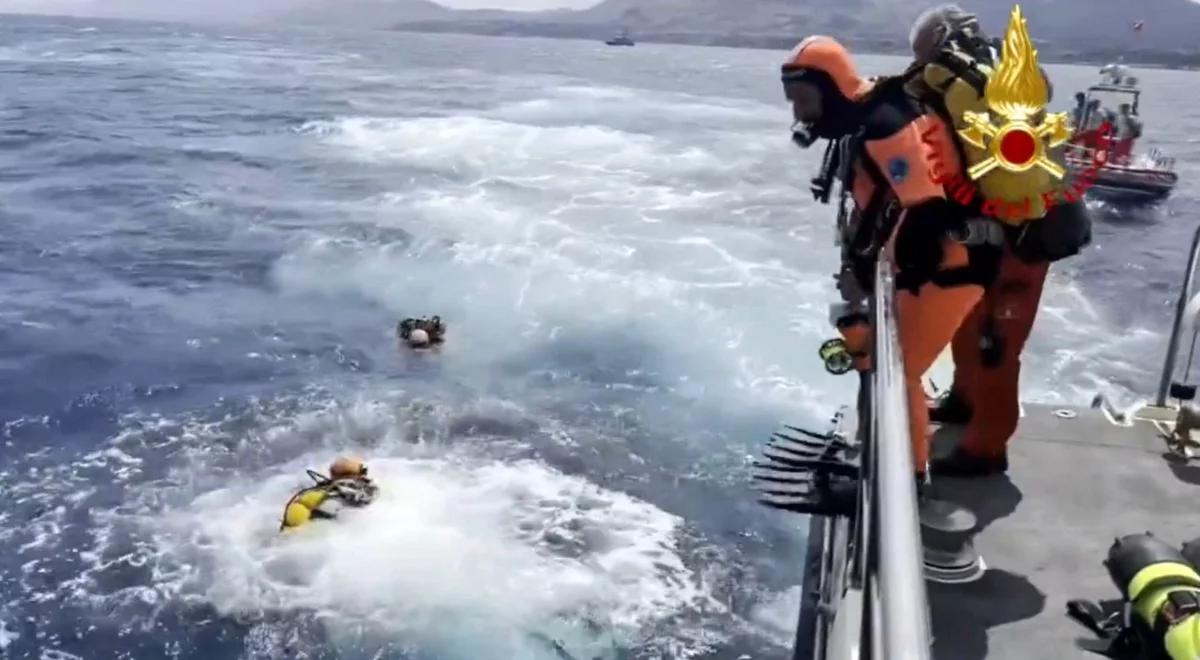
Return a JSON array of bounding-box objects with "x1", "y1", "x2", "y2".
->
[{"x1": 957, "y1": 5, "x2": 1072, "y2": 180}]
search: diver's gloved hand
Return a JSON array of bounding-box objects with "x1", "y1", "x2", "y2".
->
[
  {"x1": 894, "y1": 199, "x2": 964, "y2": 288},
  {"x1": 330, "y1": 479, "x2": 376, "y2": 506}
]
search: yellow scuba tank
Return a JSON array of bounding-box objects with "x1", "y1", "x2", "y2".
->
[
  {"x1": 1107, "y1": 533, "x2": 1200, "y2": 660},
  {"x1": 909, "y1": 11, "x2": 1062, "y2": 224},
  {"x1": 281, "y1": 487, "x2": 329, "y2": 531},
  {"x1": 279, "y1": 469, "x2": 379, "y2": 532}
]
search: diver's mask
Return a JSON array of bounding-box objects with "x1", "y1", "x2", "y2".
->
[
  {"x1": 790, "y1": 120, "x2": 819, "y2": 149},
  {"x1": 784, "y1": 77, "x2": 862, "y2": 149},
  {"x1": 783, "y1": 69, "x2": 822, "y2": 149}
]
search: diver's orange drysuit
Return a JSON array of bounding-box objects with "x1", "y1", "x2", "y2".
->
[
  {"x1": 946, "y1": 247, "x2": 1047, "y2": 456},
  {"x1": 784, "y1": 37, "x2": 998, "y2": 476},
  {"x1": 933, "y1": 198, "x2": 1090, "y2": 473}
]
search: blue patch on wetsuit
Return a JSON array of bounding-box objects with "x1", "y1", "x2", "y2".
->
[{"x1": 888, "y1": 157, "x2": 909, "y2": 183}]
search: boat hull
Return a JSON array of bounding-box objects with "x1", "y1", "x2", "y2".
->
[{"x1": 1068, "y1": 161, "x2": 1177, "y2": 203}]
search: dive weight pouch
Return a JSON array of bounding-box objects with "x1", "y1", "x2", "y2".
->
[{"x1": 1009, "y1": 198, "x2": 1092, "y2": 264}]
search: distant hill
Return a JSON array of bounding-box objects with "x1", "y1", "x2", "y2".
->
[
  {"x1": 281, "y1": 0, "x2": 453, "y2": 27},
  {"x1": 382, "y1": 0, "x2": 1200, "y2": 65}
]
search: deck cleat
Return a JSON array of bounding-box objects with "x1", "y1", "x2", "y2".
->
[
  {"x1": 920, "y1": 495, "x2": 986, "y2": 583},
  {"x1": 923, "y1": 543, "x2": 988, "y2": 584},
  {"x1": 919, "y1": 497, "x2": 978, "y2": 534}
]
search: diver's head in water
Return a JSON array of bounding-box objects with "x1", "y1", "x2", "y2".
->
[
  {"x1": 329, "y1": 456, "x2": 368, "y2": 480},
  {"x1": 407, "y1": 328, "x2": 431, "y2": 348},
  {"x1": 397, "y1": 316, "x2": 445, "y2": 349},
  {"x1": 781, "y1": 36, "x2": 871, "y2": 148}
]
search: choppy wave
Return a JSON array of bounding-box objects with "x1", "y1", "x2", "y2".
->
[
  {"x1": 2, "y1": 15, "x2": 1198, "y2": 660},
  {"x1": 4, "y1": 385, "x2": 769, "y2": 659}
]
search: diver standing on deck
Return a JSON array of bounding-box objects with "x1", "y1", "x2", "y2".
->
[
  {"x1": 783, "y1": 34, "x2": 999, "y2": 483},
  {"x1": 1116, "y1": 103, "x2": 1143, "y2": 141},
  {"x1": 903, "y1": 5, "x2": 1094, "y2": 477},
  {"x1": 929, "y1": 196, "x2": 1091, "y2": 477},
  {"x1": 1110, "y1": 103, "x2": 1144, "y2": 165},
  {"x1": 1072, "y1": 92, "x2": 1087, "y2": 128}
]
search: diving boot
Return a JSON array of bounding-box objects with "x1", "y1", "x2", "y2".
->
[
  {"x1": 930, "y1": 446, "x2": 1008, "y2": 478},
  {"x1": 929, "y1": 389, "x2": 973, "y2": 425}
]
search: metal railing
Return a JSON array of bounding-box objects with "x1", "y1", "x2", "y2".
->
[
  {"x1": 792, "y1": 514, "x2": 826, "y2": 659},
  {"x1": 866, "y1": 257, "x2": 932, "y2": 660},
  {"x1": 784, "y1": 257, "x2": 933, "y2": 660},
  {"x1": 1157, "y1": 223, "x2": 1200, "y2": 406}
]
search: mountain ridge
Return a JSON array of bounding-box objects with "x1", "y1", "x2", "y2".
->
[{"x1": 379, "y1": 0, "x2": 1200, "y2": 66}]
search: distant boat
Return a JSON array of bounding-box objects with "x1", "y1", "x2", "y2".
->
[
  {"x1": 1064, "y1": 63, "x2": 1178, "y2": 204},
  {"x1": 605, "y1": 30, "x2": 634, "y2": 46}
]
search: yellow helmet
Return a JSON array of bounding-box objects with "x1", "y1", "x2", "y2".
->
[{"x1": 329, "y1": 456, "x2": 367, "y2": 479}]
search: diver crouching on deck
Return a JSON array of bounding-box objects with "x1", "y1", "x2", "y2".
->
[{"x1": 783, "y1": 34, "x2": 1000, "y2": 485}]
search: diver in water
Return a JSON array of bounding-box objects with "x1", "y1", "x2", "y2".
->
[
  {"x1": 280, "y1": 456, "x2": 379, "y2": 531},
  {"x1": 397, "y1": 316, "x2": 446, "y2": 349}
]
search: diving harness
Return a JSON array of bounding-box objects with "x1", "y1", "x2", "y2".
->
[{"x1": 810, "y1": 126, "x2": 1006, "y2": 377}]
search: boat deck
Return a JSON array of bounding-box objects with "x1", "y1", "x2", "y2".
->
[{"x1": 926, "y1": 403, "x2": 1199, "y2": 659}]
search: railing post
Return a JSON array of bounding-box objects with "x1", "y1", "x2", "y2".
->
[
  {"x1": 1156, "y1": 224, "x2": 1200, "y2": 406},
  {"x1": 793, "y1": 515, "x2": 830, "y2": 660}
]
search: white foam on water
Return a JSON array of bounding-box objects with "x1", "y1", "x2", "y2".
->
[
  {"x1": 0, "y1": 616, "x2": 17, "y2": 651},
  {"x1": 269, "y1": 223, "x2": 839, "y2": 419},
  {"x1": 300, "y1": 115, "x2": 727, "y2": 184},
  {"x1": 486, "y1": 84, "x2": 776, "y2": 132},
  {"x1": 149, "y1": 455, "x2": 714, "y2": 657},
  {"x1": 283, "y1": 84, "x2": 840, "y2": 419},
  {"x1": 1021, "y1": 275, "x2": 1160, "y2": 407},
  {"x1": 749, "y1": 586, "x2": 803, "y2": 648},
  {"x1": 0, "y1": 388, "x2": 750, "y2": 659}
]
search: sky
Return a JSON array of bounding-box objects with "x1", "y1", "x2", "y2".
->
[
  {"x1": 0, "y1": 0, "x2": 596, "y2": 19},
  {"x1": 437, "y1": 0, "x2": 594, "y2": 9}
]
